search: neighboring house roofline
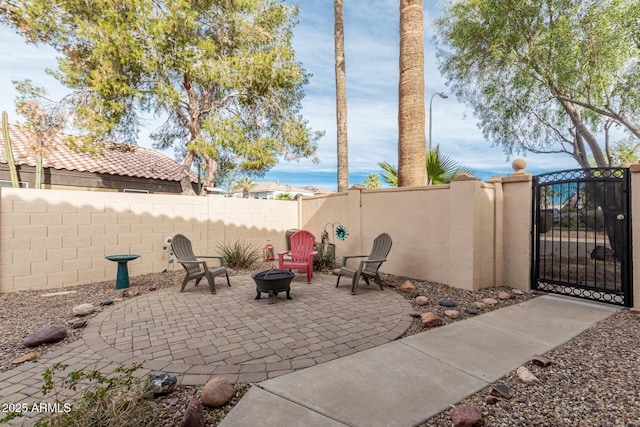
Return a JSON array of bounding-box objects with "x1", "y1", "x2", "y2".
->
[{"x1": 0, "y1": 123, "x2": 197, "y2": 183}]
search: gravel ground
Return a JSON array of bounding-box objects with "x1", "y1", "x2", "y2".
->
[
  {"x1": 2, "y1": 264, "x2": 636, "y2": 426},
  {"x1": 421, "y1": 309, "x2": 640, "y2": 427}
]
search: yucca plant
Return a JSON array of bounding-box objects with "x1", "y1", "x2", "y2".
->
[{"x1": 217, "y1": 241, "x2": 261, "y2": 269}]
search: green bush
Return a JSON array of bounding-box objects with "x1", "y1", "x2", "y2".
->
[
  {"x1": 559, "y1": 212, "x2": 579, "y2": 228},
  {"x1": 313, "y1": 243, "x2": 336, "y2": 272},
  {"x1": 217, "y1": 241, "x2": 261, "y2": 269},
  {"x1": 35, "y1": 362, "x2": 158, "y2": 427}
]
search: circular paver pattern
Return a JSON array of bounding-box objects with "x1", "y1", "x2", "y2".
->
[{"x1": 84, "y1": 274, "x2": 413, "y2": 384}]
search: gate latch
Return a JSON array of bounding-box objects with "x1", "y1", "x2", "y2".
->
[{"x1": 617, "y1": 213, "x2": 625, "y2": 221}]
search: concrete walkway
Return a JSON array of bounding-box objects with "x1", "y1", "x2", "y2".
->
[{"x1": 219, "y1": 295, "x2": 619, "y2": 427}]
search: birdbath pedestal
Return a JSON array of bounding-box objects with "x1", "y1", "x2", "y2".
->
[{"x1": 105, "y1": 254, "x2": 140, "y2": 289}]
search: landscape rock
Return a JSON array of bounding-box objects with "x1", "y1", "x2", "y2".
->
[
  {"x1": 150, "y1": 374, "x2": 177, "y2": 396},
  {"x1": 591, "y1": 245, "x2": 614, "y2": 260},
  {"x1": 201, "y1": 377, "x2": 234, "y2": 407},
  {"x1": 409, "y1": 289, "x2": 419, "y2": 298},
  {"x1": 516, "y1": 366, "x2": 539, "y2": 384},
  {"x1": 470, "y1": 302, "x2": 487, "y2": 310},
  {"x1": 490, "y1": 383, "x2": 511, "y2": 399},
  {"x1": 12, "y1": 352, "x2": 37, "y2": 364},
  {"x1": 485, "y1": 395, "x2": 499, "y2": 405},
  {"x1": 70, "y1": 319, "x2": 87, "y2": 329},
  {"x1": 498, "y1": 291, "x2": 511, "y2": 300},
  {"x1": 72, "y1": 303, "x2": 95, "y2": 316},
  {"x1": 444, "y1": 310, "x2": 460, "y2": 319},
  {"x1": 410, "y1": 312, "x2": 422, "y2": 318},
  {"x1": 464, "y1": 308, "x2": 479, "y2": 315},
  {"x1": 439, "y1": 299, "x2": 456, "y2": 307},
  {"x1": 332, "y1": 268, "x2": 341, "y2": 276},
  {"x1": 450, "y1": 405, "x2": 483, "y2": 427},
  {"x1": 400, "y1": 281, "x2": 416, "y2": 292},
  {"x1": 512, "y1": 289, "x2": 524, "y2": 295},
  {"x1": 482, "y1": 298, "x2": 498, "y2": 305},
  {"x1": 531, "y1": 354, "x2": 552, "y2": 367},
  {"x1": 415, "y1": 296, "x2": 429, "y2": 306},
  {"x1": 100, "y1": 299, "x2": 114, "y2": 306},
  {"x1": 420, "y1": 312, "x2": 444, "y2": 328},
  {"x1": 179, "y1": 398, "x2": 204, "y2": 427},
  {"x1": 23, "y1": 325, "x2": 67, "y2": 348}
]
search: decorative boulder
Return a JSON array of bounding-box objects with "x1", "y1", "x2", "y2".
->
[
  {"x1": 444, "y1": 310, "x2": 460, "y2": 319},
  {"x1": 201, "y1": 377, "x2": 234, "y2": 407},
  {"x1": 150, "y1": 373, "x2": 177, "y2": 396},
  {"x1": 420, "y1": 312, "x2": 443, "y2": 328},
  {"x1": 72, "y1": 303, "x2": 95, "y2": 316},
  {"x1": 179, "y1": 398, "x2": 204, "y2": 427},
  {"x1": 23, "y1": 325, "x2": 67, "y2": 348},
  {"x1": 482, "y1": 298, "x2": 498, "y2": 305},
  {"x1": 450, "y1": 405, "x2": 483, "y2": 427},
  {"x1": 415, "y1": 296, "x2": 429, "y2": 306},
  {"x1": 516, "y1": 366, "x2": 539, "y2": 384},
  {"x1": 399, "y1": 281, "x2": 416, "y2": 292},
  {"x1": 439, "y1": 299, "x2": 456, "y2": 307},
  {"x1": 498, "y1": 291, "x2": 511, "y2": 300},
  {"x1": 590, "y1": 245, "x2": 614, "y2": 260}
]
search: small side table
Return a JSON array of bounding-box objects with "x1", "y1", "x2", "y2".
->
[{"x1": 105, "y1": 254, "x2": 140, "y2": 289}]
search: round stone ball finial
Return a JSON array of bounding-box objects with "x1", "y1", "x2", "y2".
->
[{"x1": 512, "y1": 159, "x2": 527, "y2": 173}]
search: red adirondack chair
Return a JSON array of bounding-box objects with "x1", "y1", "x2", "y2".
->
[{"x1": 278, "y1": 230, "x2": 317, "y2": 284}]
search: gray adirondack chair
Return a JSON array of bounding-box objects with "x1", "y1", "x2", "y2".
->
[
  {"x1": 336, "y1": 233, "x2": 392, "y2": 295},
  {"x1": 171, "y1": 234, "x2": 230, "y2": 294}
]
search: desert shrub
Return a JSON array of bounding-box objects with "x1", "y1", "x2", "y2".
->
[
  {"x1": 217, "y1": 241, "x2": 261, "y2": 269},
  {"x1": 35, "y1": 362, "x2": 158, "y2": 427},
  {"x1": 313, "y1": 243, "x2": 336, "y2": 272}
]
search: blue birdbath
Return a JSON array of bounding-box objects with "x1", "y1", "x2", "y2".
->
[{"x1": 105, "y1": 254, "x2": 140, "y2": 289}]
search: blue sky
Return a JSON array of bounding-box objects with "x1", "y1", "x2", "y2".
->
[{"x1": 0, "y1": 1, "x2": 581, "y2": 191}]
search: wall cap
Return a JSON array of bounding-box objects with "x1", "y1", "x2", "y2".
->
[
  {"x1": 503, "y1": 173, "x2": 532, "y2": 183},
  {"x1": 451, "y1": 173, "x2": 481, "y2": 182},
  {"x1": 629, "y1": 162, "x2": 640, "y2": 173}
]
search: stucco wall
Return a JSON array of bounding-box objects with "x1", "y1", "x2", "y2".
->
[
  {"x1": 299, "y1": 177, "x2": 514, "y2": 292},
  {"x1": 0, "y1": 188, "x2": 298, "y2": 292}
]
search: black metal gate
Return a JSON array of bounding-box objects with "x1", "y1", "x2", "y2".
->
[{"x1": 531, "y1": 168, "x2": 632, "y2": 306}]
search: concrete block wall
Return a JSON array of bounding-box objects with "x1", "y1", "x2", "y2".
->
[{"x1": 0, "y1": 189, "x2": 298, "y2": 292}]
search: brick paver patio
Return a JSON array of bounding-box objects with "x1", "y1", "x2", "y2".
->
[{"x1": 0, "y1": 272, "x2": 412, "y2": 420}]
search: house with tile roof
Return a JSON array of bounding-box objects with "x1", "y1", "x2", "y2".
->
[
  {"x1": 0, "y1": 124, "x2": 198, "y2": 194},
  {"x1": 231, "y1": 181, "x2": 332, "y2": 199}
]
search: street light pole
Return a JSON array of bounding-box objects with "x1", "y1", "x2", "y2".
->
[{"x1": 428, "y1": 92, "x2": 448, "y2": 152}]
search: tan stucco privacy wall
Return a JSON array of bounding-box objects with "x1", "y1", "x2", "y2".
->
[
  {"x1": 0, "y1": 188, "x2": 298, "y2": 292},
  {"x1": 4, "y1": 161, "x2": 640, "y2": 308},
  {"x1": 300, "y1": 167, "x2": 532, "y2": 292}
]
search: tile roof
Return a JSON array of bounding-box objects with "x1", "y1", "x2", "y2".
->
[
  {"x1": 248, "y1": 181, "x2": 332, "y2": 195},
  {"x1": 0, "y1": 124, "x2": 196, "y2": 182}
]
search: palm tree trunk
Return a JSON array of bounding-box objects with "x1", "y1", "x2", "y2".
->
[
  {"x1": 334, "y1": 0, "x2": 349, "y2": 192},
  {"x1": 398, "y1": 0, "x2": 426, "y2": 187}
]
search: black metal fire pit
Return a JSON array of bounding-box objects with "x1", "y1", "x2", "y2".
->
[{"x1": 252, "y1": 269, "x2": 295, "y2": 304}]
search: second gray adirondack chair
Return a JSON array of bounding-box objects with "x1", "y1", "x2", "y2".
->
[
  {"x1": 336, "y1": 233, "x2": 392, "y2": 295},
  {"x1": 171, "y1": 234, "x2": 230, "y2": 294}
]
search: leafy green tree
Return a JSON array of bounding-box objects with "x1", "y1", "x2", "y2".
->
[
  {"x1": 1, "y1": 0, "x2": 322, "y2": 194},
  {"x1": 363, "y1": 173, "x2": 381, "y2": 189},
  {"x1": 589, "y1": 138, "x2": 640, "y2": 168},
  {"x1": 434, "y1": 0, "x2": 640, "y2": 169},
  {"x1": 378, "y1": 146, "x2": 474, "y2": 186}
]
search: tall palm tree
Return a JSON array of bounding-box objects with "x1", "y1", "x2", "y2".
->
[
  {"x1": 233, "y1": 176, "x2": 257, "y2": 198},
  {"x1": 334, "y1": 0, "x2": 349, "y2": 192},
  {"x1": 398, "y1": 0, "x2": 426, "y2": 187},
  {"x1": 378, "y1": 146, "x2": 475, "y2": 186}
]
